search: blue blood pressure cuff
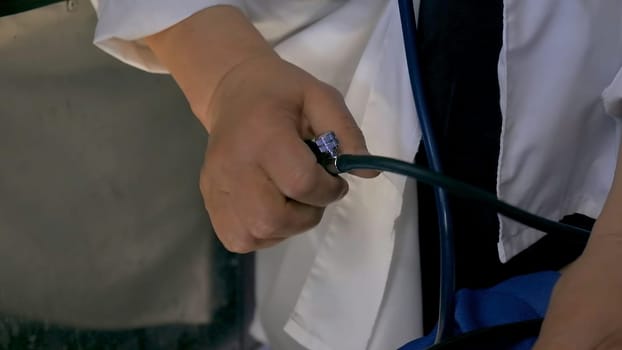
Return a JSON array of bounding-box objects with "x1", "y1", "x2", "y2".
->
[
  {"x1": 400, "y1": 271, "x2": 560, "y2": 350},
  {"x1": 1, "y1": 0, "x2": 63, "y2": 18}
]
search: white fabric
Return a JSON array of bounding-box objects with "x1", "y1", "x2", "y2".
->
[
  {"x1": 92, "y1": 0, "x2": 423, "y2": 349},
  {"x1": 282, "y1": 3, "x2": 422, "y2": 349},
  {"x1": 603, "y1": 67, "x2": 622, "y2": 119},
  {"x1": 497, "y1": 0, "x2": 622, "y2": 262},
  {"x1": 93, "y1": 0, "x2": 424, "y2": 349},
  {"x1": 91, "y1": 0, "x2": 345, "y2": 74},
  {"x1": 77, "y1": 0, "x2": 622, "y2": 348},
  {"x1": 91, "y1": 0, "x2": 244, "y2": 72}
]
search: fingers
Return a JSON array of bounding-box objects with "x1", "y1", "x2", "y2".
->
[
  {"x1": 202, "y1": 137, "x2": 329, "y2": 253},
  {"x1": 259, "y1": 128, "x2": 348, "y2": 207},
  {"x1": 206, "y1": 187, "x2": 285, "y2": 253},
  {"x1": 198, "y1": 56, "x2": 375, "y2": 253},
  {"x1": 235, "y1": 169, "x2": 326, "y2": 239},
  {"x1": 303, "y1": 82, "x2": 379, "y2": 178},
  {"x1": 202, "y1": 172, "x2": 325, "y2": 252}
]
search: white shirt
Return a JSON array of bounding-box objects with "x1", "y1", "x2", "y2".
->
[
  {"x1": 93, "y1": 1, "x2": 423, "y2": 348},
  {"x1": 496, "y1": 0, "x2": 622, "y2": 262},
  {"x1": 43, "y1": 0, "x2": 622, "y2": 349}
]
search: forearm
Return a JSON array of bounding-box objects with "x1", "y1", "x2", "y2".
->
[
  {"x1": 534, "y1": 135, "x2": 622, "y2": 350},
  {"x1": 590, "y1": 139, "x2": 622, "y2": 239},
  {"x1": 144, "y1": 5, "x2": 277, "y2": 130}
]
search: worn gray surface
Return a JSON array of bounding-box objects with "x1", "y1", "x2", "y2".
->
[
  {"x1": 0, "y1": 252, "x2": 258, "y2": 350},
  {"x1": 0, "y1": 2, "x2": 255, "y2": 348}
]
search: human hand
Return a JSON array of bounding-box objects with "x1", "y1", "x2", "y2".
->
[
  {"x1": 200, "y1": 54, "x2": 376, "y2": 252},
  {"x1": 145, "y1": 6, "x2": 376, "y2": 252},
  {"x1": 533, "y1": 234, "x2": 622, "y2": 350}
]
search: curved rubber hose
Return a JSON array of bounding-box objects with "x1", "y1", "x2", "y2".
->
[
  {"x1": 398, "y1": 0, "x2": 456, "y2": 342},
  {"x1": 336, "y1": 154, "x2": 590, "y2": 240}
]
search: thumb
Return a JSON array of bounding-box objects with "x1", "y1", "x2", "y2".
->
[{"x1": 303, "y1": 82, "x2": 379, "y2": 178}]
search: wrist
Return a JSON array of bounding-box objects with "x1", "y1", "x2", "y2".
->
[{"x1": 144, "y1": 5, "x2": 277, "y2": 129}]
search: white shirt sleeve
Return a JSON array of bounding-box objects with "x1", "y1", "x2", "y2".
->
[{"x1": 89, "y1": 0, "x2": 244, "y2": 73}]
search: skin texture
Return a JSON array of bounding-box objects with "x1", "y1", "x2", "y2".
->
[
  {"x1": 146, "y1": 5, "x2": 622, "y2": 349},
  {"x1": 533, "y1": 140, "x2": 622, "y2": 350},
  {"x1": 145, "y1": 6, "x2": 376, "y2": 253}
]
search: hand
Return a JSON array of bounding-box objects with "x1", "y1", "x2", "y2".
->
[
  {"x1": 533, "y1": 234, "x2": 622, "y2": 350},
  {"x1": 200, "y1": 54, "x2": 376, "y2": 252},
  {"x1": 145, "y1": 6, "x2": 377, "y2": 253}
]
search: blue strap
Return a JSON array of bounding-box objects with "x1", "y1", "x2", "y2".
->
[{"x1": 400, "y1": 271, "x2": 560, "y2": 350}]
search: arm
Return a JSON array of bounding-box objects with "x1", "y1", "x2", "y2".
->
[
  {"x1": 141, "y1": 6, "x2": 376, "y2": 252},
  {"x1": 89, "y1": 0, "x2": 245, "y2": 72},
  {"x1": 535, "y1": 137, "x2": 622, "y2": 349},
  {"x1": 592, "y1": 141, "x2": 622, "y2": 236},
  {"x1": 143, "y1": 6, "x2": 276, "y2": 129},
  {"x1": 90, "y1": 0, "x2": 375, "y2": 251}
]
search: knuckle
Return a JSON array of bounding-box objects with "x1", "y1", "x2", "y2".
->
[
  {"x1": 317, "y1": 82, "x2": 342, "y2": 99},
  {"x1": 249, "y1": 214, "x2": 284, "y2": 240},
  {"x1": 306, "y1": 81, "x2": 341, "y2": 107},
  {"x1": 204, "y1": 198, "x2": 257, "y2": 253},
  {"x1": 217, "y1": 230, "x2": 257, "y2": 254},
  {"x1": 282, "y1": 166, "x2": 317, "y2": 199},
  {"x1": 223, "y1": 238, "x2": 255, "y2": 254}
]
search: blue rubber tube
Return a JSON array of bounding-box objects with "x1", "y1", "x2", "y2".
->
[{"x1": 397, "y1": 0, "x2": 456, "y2": 343}]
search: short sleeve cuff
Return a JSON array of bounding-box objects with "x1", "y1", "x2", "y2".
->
[{"x1": 92, "y1": 0, "x2": 244, "y2": 73}]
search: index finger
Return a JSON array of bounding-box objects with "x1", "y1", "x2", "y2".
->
[
  {"x1": 259, "y1": 126, "x2": 348, "y2": 207},
  {"x1": 302, "y1": 82, "x2": 379, "y2": 178}
]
